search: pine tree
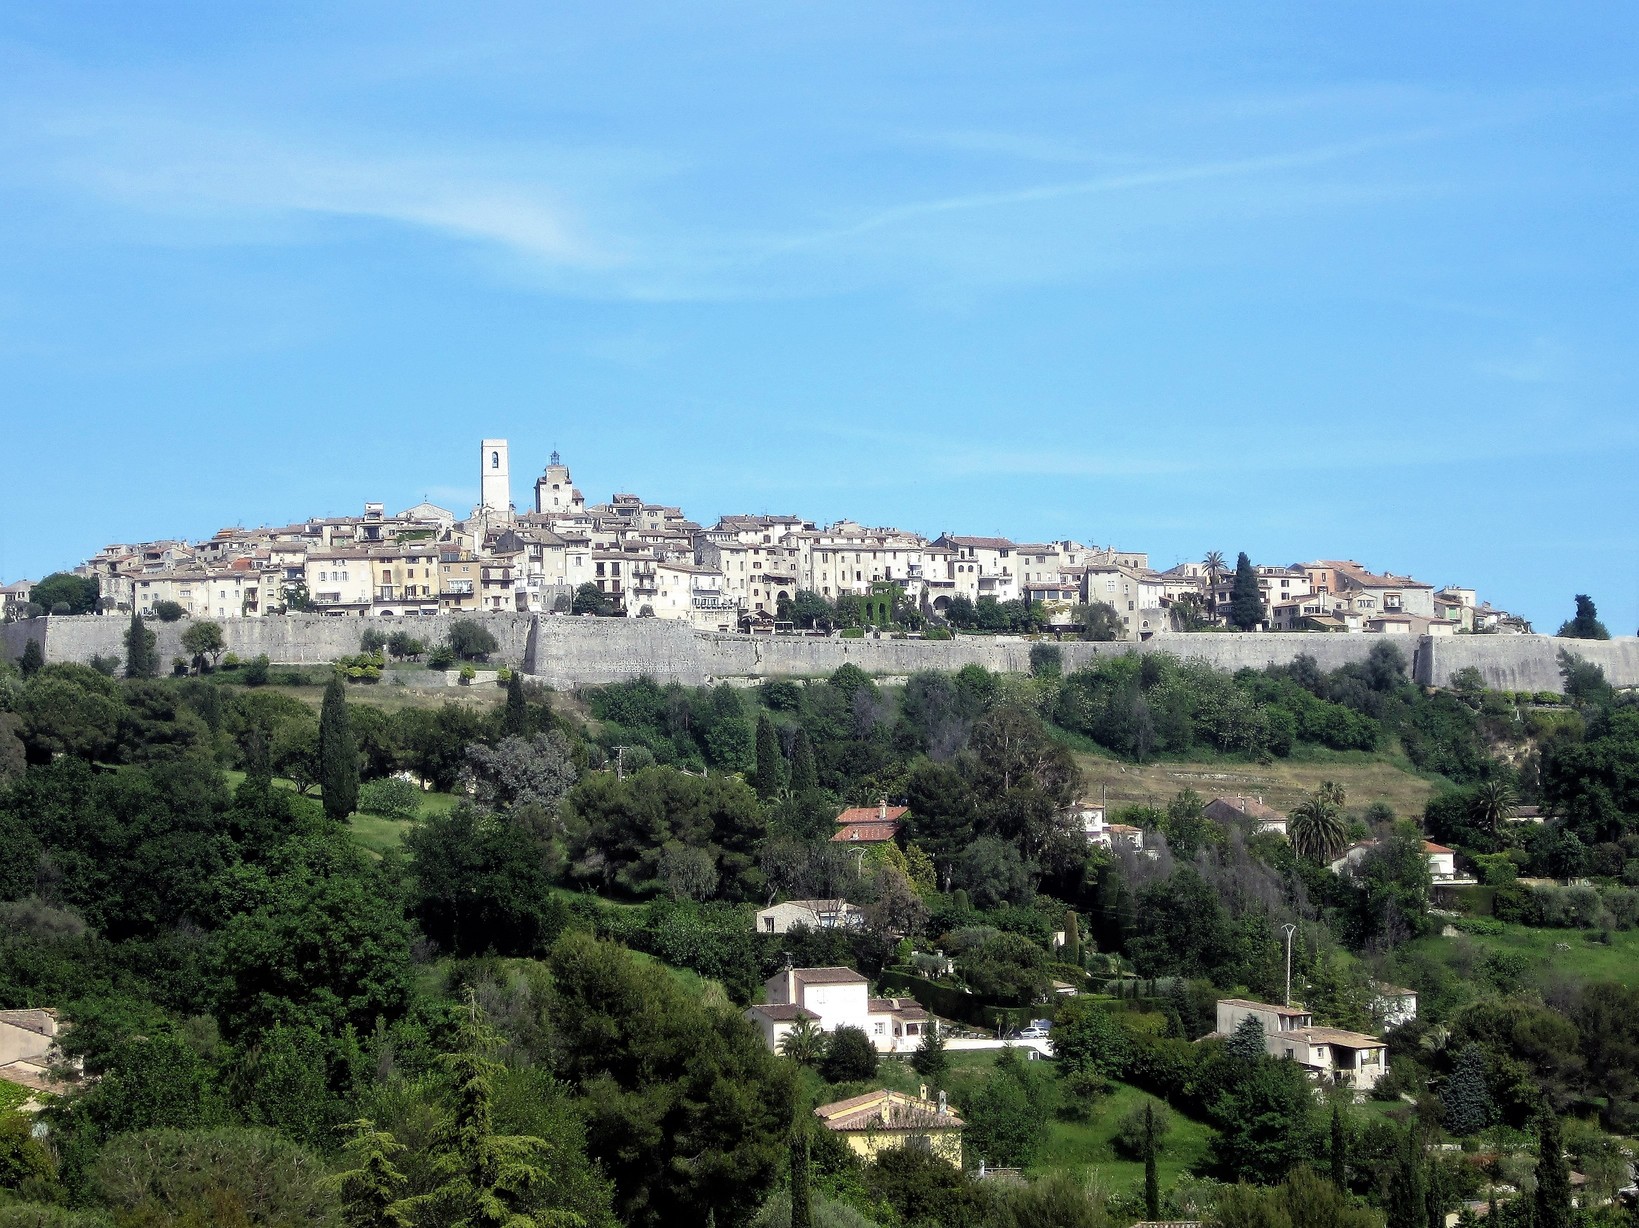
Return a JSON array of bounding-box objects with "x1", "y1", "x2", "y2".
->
[
  {"x1": 428, "y1": 991, "x2": 568, "y2": 1228},
  {"x1": 1331, "y1": 1104, "x2": 1347, "y2": 1190},
  {"x1": 319, "y1": 672, "x2": 359, "y2": 821},
  {"x1": 1442, "y1": 1045, "x2": 1493, "y2": 1137},
  {"x1": 1425, "y1": 1157, "x2": 1445, "y2": 1228},
  {"x1": 1143, "y1": 1102, "x2": 1160, "y2": 1220},
  {"x1": 1533, "y1": 1109, "x2": 1572, "y2": 1228},
  {"x1": 789, "y1": 1125, "x2": 812, "y2": 1228},
  {"x1": 1061, "y1": 908, "x2": 1082, "y2": 968},
  {"x1": 1228, "y1": 552, "x2": 1266, "y2": 630},
  {"x1": 789, "y1": 728, "x2": 817, "y2": 793},
  {"x1": 911, "y1": 1022, "x2": 948, "y2": 1080},
  {"x1": 123, "y1": 610, "x2": 157, "y2": 678},
  {"x1": 19, "y1": 639, "x2": 42, "y2": 678},
  {"x1": 1226, "y1": 1015, "x2": 1266, "y2": 1062},
  {"x1": 753, "y1": 714, "x2": 784, "y2": 797},
  {"x1": 1385, "y1": 1131, "x2": 1426, "y2": 1228},
  {"x1": 503, "y1": 669, "x2": 529, "y2": 738},
  {"x1": 330, "y1": 1119, "x2": 415, "y2": 1228}
]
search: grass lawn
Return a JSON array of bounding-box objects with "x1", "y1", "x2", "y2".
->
[
  {"x1": 1403, "y1": 922, "x2": 1639, "y2": 987},
  {"x1": 250, "y1": 681, "x2": 505, "y2": 714},
  {"x1": 221, "y1": 769, "x2": 457, "y2": 857},
  {"x1": 1069, "y1": 746, "x2": 1443, "y2": 819}
]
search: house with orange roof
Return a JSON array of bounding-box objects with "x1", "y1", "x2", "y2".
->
[
  {"x1": 813, "y1": 1087, "x2": 964, "y2": 1166},
  {"x1": 832, "y1": 800, "x2": 906, "y2": 845}
]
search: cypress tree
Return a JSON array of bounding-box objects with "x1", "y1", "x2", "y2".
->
[
  {"x1": 789, "y1": 727, "x2": 817, "y2": 793},
  {"x1": 1533, "y1": 1109, "x2": 1572, "y2": 1228},
  {"x1": 19, "y1": 639, "x2": 43, "y2": 678},
  {"x1": 1330, "y1": 1104, "x2": 1347, "y2": 1190},
  {"x1": 1228, "y1": 552, "x2": 1265, "y2": 630},
  {"x1": 123, "y1": 610, "x2": 157, "y2": 678},
  {"x1": 503, "y1": 669, "x2": 528, "y2": 737},
  {"x1": 244, "y1": 727, "x2": 273, "y2": 795},
  {"x1": 318, "y1": 673, "x2": 359, "y2": 821},
  {"x1": 1442, "y1": 1045, "x2": 1493, "y2": 1138},
  {"x1": 789, "y1": 1125, "x2": 812, "y2": 1228},
  {"x1": 753, "y1": 714, "x2": 784, "y2": 797},
  {"x1": 1143, "y1": 1102, "x2": 1160, "y2": 1221},
  {"x1": 1385, "y1": 1130, "x2": 1426, "y2": 1228},
  {"x1": 1061, "y1": 908, "x2": 1082, "y2": 968}
]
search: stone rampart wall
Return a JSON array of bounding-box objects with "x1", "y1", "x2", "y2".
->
[{"x1": 5, "y1": 614, "x2": 1637, "y2": 695}]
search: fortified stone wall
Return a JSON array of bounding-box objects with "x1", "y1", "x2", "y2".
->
[{"x1": 5, "y1": 614, "x2": 1637, "y2": 694}]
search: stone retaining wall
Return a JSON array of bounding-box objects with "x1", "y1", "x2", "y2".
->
[{"x1": 4, "y1": 613, "x2": 1636, "y2": 695}]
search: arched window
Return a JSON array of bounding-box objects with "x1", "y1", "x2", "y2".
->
[{"x1": 491, "y1": 451, "x2": 500, "y2": 469}]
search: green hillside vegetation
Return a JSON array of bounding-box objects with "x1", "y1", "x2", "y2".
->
[{"x1": 0, "y1": 637, "x2": 1634, "y2": 1227}]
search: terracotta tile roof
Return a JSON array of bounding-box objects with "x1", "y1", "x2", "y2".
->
[
  {"x1": 792, "y1": 967, "x2": 867, "y2": 985},
  {"x1": 814, "y1": 1089, "x2": 964, "y2": 1132},
  {"x1": 747, "y1": 1003, "x2": 819, "y2": 1022},
  {"x1": 831, "y1": 824, "x2": 899, "y2": 843},
  {"x1": 1423, "y1": 841, "x2": 1454, "y2": 854},
  {"x1": 836, "y1": 805, "x2": 909, "y2": 825}
]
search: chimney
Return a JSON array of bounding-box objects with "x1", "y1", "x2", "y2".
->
[
  {"x1": 918, "y1": 1083, "x2": 928, "y2": 1102},
  {"x1": 878, "y1": 798, "x2": 888, "y2": 820},
  {"x1": 938, "y1": 1090, "x2": 948, "y2": 1116}
]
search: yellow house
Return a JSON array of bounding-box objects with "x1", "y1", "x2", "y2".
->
[{"x1": 813, "y1": 1088, "x2": 964, "y2": 1168}]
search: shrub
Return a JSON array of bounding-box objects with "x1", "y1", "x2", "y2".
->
[
  {"x1": 924, "y1": 627, "x2": 952, "y2": 641},
  {"x1": 1114, "y1": 1098, "x2": 1172, "y2": 1159},
  {"x1": 428, "y1": 644, "x2": 456, "y2": 670},
  {"x1": 820, "y1": 1026, "x2": 878, "y2": 1082},
  {"x1": 840, "y1": 628, "x2": 864, "y2": 640},
  {"x1": 448, "y1": 620, "x2": 499, "y2": 660},
  {"x1": 152, "y1": 600, "x2": 185, "y2": 622},
  {"x1": 242, "y1": 654, "x2": 270, "y2": 686},
  {"x1": 458, "y1": 664, "x2": 476, "y2": 686},
  {"x1": 358, "y1": 777, "x2": 422, "y2": 822}
]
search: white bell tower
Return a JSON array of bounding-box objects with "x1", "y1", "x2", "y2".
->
[{"x1": 480, "y1": 439, "x2": 511, "y2": 515}]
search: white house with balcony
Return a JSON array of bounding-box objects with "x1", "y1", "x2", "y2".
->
[
  {"x1": 747, "y1": 967, "x2": 930, "y2": 1055},
  {"x1": 1216, "y1": 998, "x2": 1388, "y2": 1095},
  {"x1": 1069, "y1": 802, "x2": 1145, "y2": 851},
  {"x1": 755, "y1": 899, "x2": 865, "y2": 934}
]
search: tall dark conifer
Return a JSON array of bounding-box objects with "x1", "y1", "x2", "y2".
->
[
  {"x1": 1143, "y1": 1102, "x2": 1160, "y2": 1220},
  {"x1": 1534, "y1": 1109, "x2": 1572, "y2": 1228},
  {"x1": 753, "y1": 714, "x2": 784, "y2": 797},
  {"x1": 789, "y1": 1125, "x2": 811, "y2": 1228},
  {"x1": 1228, "y1": 552, "x2": 1265, "y2": 630},
  {"x1": 1330, "y1": 1104, "x2": 1347, "y2": 1190},
  {"x1": 789, "y1": 728, "x2": 818, "y2": 794},
  {"x1": 124, "y1": 610, "x2": 157, "y2": 678},
  {"x1": 319, "y1": 673, "x2": 359, "y2": 821},
  {"x1": 503, "y1": 669, "x2": 529, "y2": 737}
]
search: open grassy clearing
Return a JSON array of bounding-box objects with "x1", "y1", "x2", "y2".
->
[
  {"x1": 221, "y1": 768, "x2": 457, "y2": 857},
  {"x1": 1069, "y1": 746, "x2": 1443, "y2": 818},
  {"x1": 244, "y1": 679, "x2": 507, "y2": 714},
  {"x1": 1402, "y1": 922, "x2": 1639, "y2": 988}
]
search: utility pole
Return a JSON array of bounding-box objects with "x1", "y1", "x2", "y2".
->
[
  {"x1": 1282, "y1": 922, "x2": 1298, "y2": 1006},
  {"x1": 612, "y1": 745, "x2": 629, "y2": 780}
]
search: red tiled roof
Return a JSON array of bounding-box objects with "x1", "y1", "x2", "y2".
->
[
  {"x1": 832, "y1": 823, "x2": 899, "y2": 843},
  {"x1": 1423, "y1": 841, "x2": 1454, "y2": 854},
  {"x1": 837, "y1": 805, "x2": 909, "y2": 825}
]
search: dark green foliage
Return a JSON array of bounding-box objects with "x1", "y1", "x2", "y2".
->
[
  {"x1": 1330, "y1": 1103, "x2": 1346, "y2": 1190},
  {"x1": 572, "y1": 583, "x2": 614, "y2": 616},
  {"x1": 30, "y1": 573, "x2": 98, "y2": 615},
  {"x1": 504, "y1": 669, "x2": 529, "y2": 737},
  {"x1": 90, "y1": 1127, "x2": 335, "y2": 1227},
  {"x1": 1533, "y1": 1110, "x2": 1572, "y2": 1228},
  {"x1": 789, "y1": 728, "x2": 818, "y2": 794},
  {"x1": 1051, "y1": 999, "x2": 1130, "y2": 1081},
  {"x1": 820, "y1": 1026, "x2": 878, "y2": 1083},
  {"x1": 152, "y1": 599, "x2": 186, "y2": 622},
  {"x1": 18, "y1": 640, "x2": 42, "y2": 678},
  {"x1": 1207, "y1": 1050, "x2": 1316, "y2": 1182},
  {"x1": 866, "y1": 1141, "x2": 995, "y2": 1228},
  {"x1": 1077, "y1": 601, "x2": 1123, "y2": 642},
  {"x1": 1229, "y1": 553, "x2": 1264, "y2": 630},
  {"x1": 318, "y1": 674, "x2": 359, "y2": 820},
  {"x1": 1028, "y1": 643, "x2": 1062, "y2": 679},
  {"x1": 1225, "y1": 1016, "x2": 1266, "y2": 1063},
  {"x1": 123, "y1": 611, "x2": 156, "y2": 679},
  {"x1": 963, "y1": 1046, "x2": 1049, "y2": 1168},
  {"x1": 407, "y1": 803, "x2": 566, "y2": 957},
  {"x1": 910, "y1": 1024, "x2": 949, "y2": 1081},
  {"x1": 1060, "y1": 907, "x2": 1081, "y2": 968},
  {"x1": 789, "y1": 1126, "x2": 811, "y2": 1228},
  {"x1": 330, "y1": 1119, "x2": 414, "y2": 1228},
  {"x1": 1143, "y1": 1101, "x2": 1160, "y2": 1220},
  {"x1": 447, "y1": 619, "x2": 501, "y2": 660},
  {"x1": 1557, "y1": 594, "x2": 1610, "y2": 640},
  {"x1": 1442, "y1": 1044, "x2": 1493, "y2": 1137},
  {"x1": 547, "y1": 932, "x2": 794, "y2": 1228},
  {"x1": 179, "y1": 619, "x2": 226, "y2": 670},
  {"x1": 753, "y1": 713, "x2": 784, "y2": 797}
]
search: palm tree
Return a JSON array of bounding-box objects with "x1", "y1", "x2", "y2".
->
[
  {"x1": 1318, "y1": 780, "x2": 1347, "y2": 808},
  {"x1": 779, "y1": 1016, "x2": 825, "y2": 1068},
  {"x1": 1469, "y1": 779, "x2": 1518, "y2": 836},
  {"x1": 1202, "y1": 551, "x2": 1227, "y2": 589},
  {"x1": 1289, "y1": 788, "x2": 1348, "y2": 864}
]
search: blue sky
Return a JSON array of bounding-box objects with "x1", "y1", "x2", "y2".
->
[{"x1": 2, "y1": 3, "x2": 1635, "y2": 633}]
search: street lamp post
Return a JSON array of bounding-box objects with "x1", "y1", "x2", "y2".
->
[{"x1": 1281, "y1": 923, "x2": 1298, "y2": 1006}]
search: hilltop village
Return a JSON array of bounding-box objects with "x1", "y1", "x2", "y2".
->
[{"x1": 3, "y1": 439, "x2": 1530, "y2": 640}]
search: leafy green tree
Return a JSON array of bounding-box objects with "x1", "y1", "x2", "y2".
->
[
  {"x1": 753, "y1": 713, "x2": 784, "y2": 797},
  {"x1": 464, "y1": 731, "x2": 577, "y2": 811},
  {"x1": 448, "y1": 619, "x2": 501, "y2": 659},
  {"x1": 1051, "y1": 999, "x2": 1130, "y2": 1081},
  {"x1": 1556, "y1": 594, "x2": 1610, "y2": 640},
  {"x1": 571, "y1": 583, "x2": 614, "y2": 616},
  {"x1": 820, "y1": 1027, "x2": 878, "y2": 1083},
  {"x1": 91, "y1": 1128, "x2": 335, "y2": 1227},
  {"x1": 503, "y1": 669, "x2": 529, "y2": 737},
  {"x1": 318, "y1": 673, "x2": 360, "y2": 820},
  {"x1": 1533, "y1": 1110, "x2": 1572, "y2": 1228},
  {"x1": 1289, "y1": 787, "x2": 1348, "y2": 863},
  {"x1": 330, "y1": 1119, "x2": 414, "y2": 1228},
  {"x1": 788, "y1": 590, "x2": 833, "y2": 630},
  {"x1": 1228, "y1": 553, "x2": 1265, "y2": 630},
  {"x1": 964, "y1": 1046, "x2": 1049, "y2": 1168},
  {"x1": 1383, "y1": 1129, "x2": 1425, "y2": 1228},
  {"x1": 179, "y1": 619, "x2": 226, "y2": 670},
  {"x1": 30, "y1": 573, "x2": 98, "y2": 615},
  {"x1": 232, "y1": 1022, "x2": 336, "y2": 1152},
  {"x1": 152, "y1": 599, "x2": 186, "y2": 622},
  {"x1": 408, "y1": 802, "x2": 565, "y2": 956},
  {"x1": 360, "y1": 628, "x2": 387, "y2": 655},
  {"x1": 1076, "y1": 601, "x2": 1123, "y2": 642},
  {"x1": 123, "y1": 610, "x2": 157, "y2": 679},
  {"x1": 1209, "y1": 1055, "x2": 1315, "y2": 1183}
]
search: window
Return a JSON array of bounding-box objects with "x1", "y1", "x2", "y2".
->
[{"x1": 491, "y1": 451, "x2": 500, "y2": 469}]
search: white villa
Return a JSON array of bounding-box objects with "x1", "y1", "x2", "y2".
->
[
  {"x1": 746, "y1": 966, "x2": 930, "y2": 1055},
  {"x1": 754, "y1": 899, "x2": 865, "y2": 934},
  {"x1": 1216, "y1": 998, "x2": 1388, "y2": 1094}
]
